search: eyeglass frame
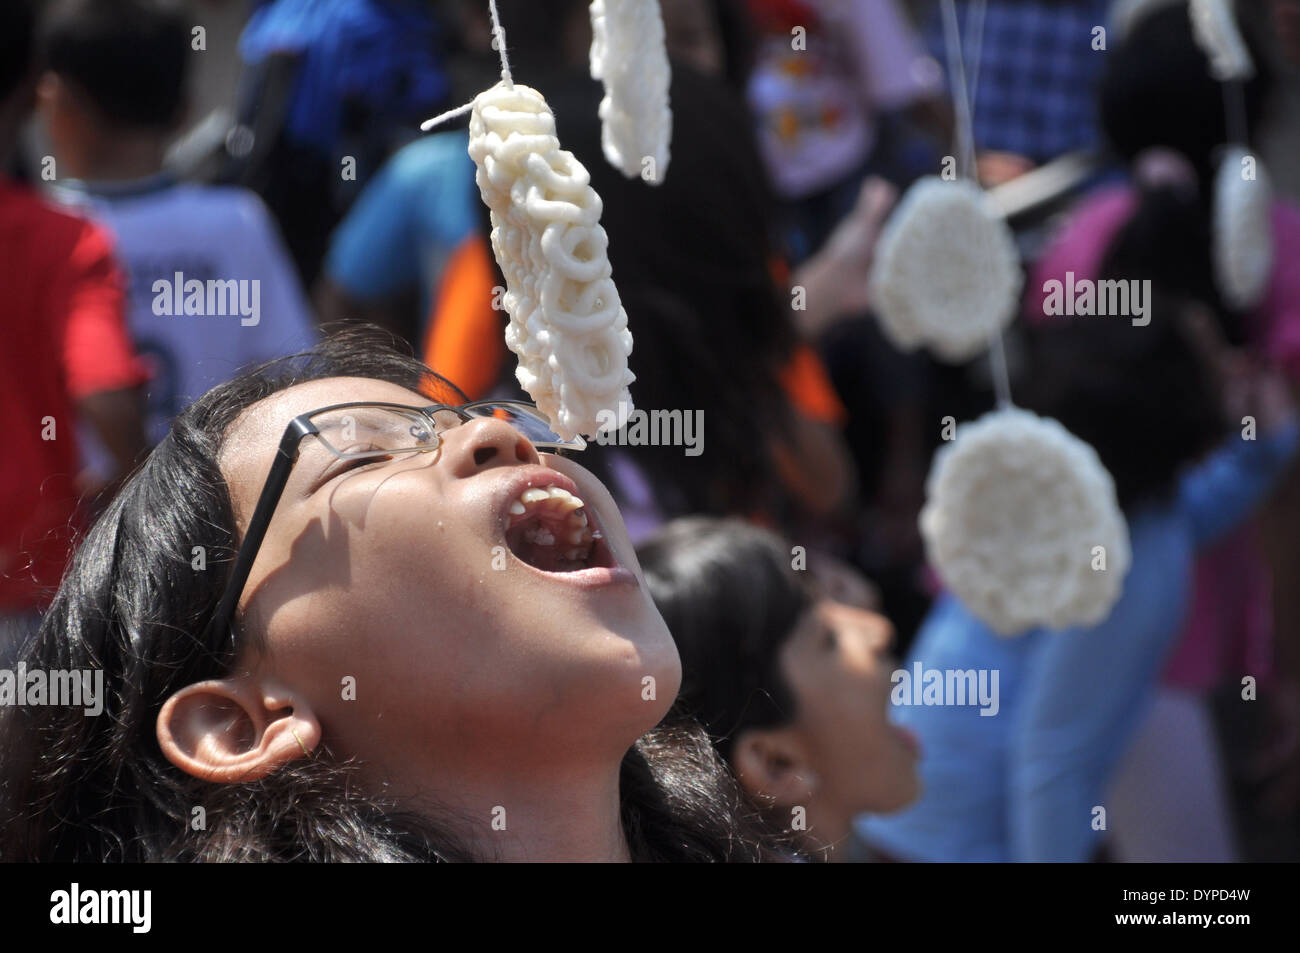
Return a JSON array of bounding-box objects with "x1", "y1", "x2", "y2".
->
[{"x1": 203, "y1": 398, "x2": 585, "y2": 646}]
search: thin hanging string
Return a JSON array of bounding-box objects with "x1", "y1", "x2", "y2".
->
[
  {"x1": 422, "y1": 0, "x2": 515, "y2": 131},
  {"x1": 421, "y1": 101, "x2": 473, "y2": 131},
  {"x1": 964, "y1": 0, "x2": 987, "y2": 115},
  {"x1": 489, "y1": 0, "x2": 514, "y2": 87},
  {"x1": 940, "y1": 0, "x2": 976, "y2": 181},
  {"x1": 941, "y1": 0, "x2": 1012, "y2": 409},
  {"x1": 987, "y1": 327, "x2": 1013, "y2": 408}
]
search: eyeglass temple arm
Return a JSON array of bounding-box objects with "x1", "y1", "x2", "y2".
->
[{"x1": 204, "y1": 423, "x2": 310, "y2": 643}]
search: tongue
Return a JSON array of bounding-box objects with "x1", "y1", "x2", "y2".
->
[{"x1": 520, "y1": 539, "x2": 579, "y2": 573}]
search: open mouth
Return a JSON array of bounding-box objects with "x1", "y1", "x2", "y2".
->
[{"x1": 503, "y1": 485, "x2": 614, "y2": 574}]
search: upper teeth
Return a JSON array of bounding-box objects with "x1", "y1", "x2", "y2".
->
[
  {"x1": 507, "y1": 484, "x2": 597, "y2": 555},
  {"x1": 509, "y1": 485, "x2": 586, "y2": 516}
]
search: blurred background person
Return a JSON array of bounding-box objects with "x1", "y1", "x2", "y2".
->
[
  {"x1": 742, "y1": 0, "x2": 946, "y2": 260},
  {"x1": 1, "y1": 0, "x2": 148, "y2": 655},
  {"x1": 639, "y1": 517, "x2": 920, "y2": 861},
  {"x1": 918, "y1": 0, "x2": 1112, "y2": 187},
  {"x1": 39, "y1": 0, "x2": 319, "y2": 478},
  {"x1": 320, "y1": 0, "x2": 860, "y2": 549},
  {"x1": 1028, "y1": 2, "x2": 1300, "y2": 860},
  {"x1": 224, "y1": 0, "x2": 452, "y2": 286},
  {"x1": 859, "y1": 274, "x2": 1299, "y2": 862}
]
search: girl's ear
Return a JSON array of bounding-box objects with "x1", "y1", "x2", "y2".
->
[
  {"x1": 730, "y1": 727, "x2": 818, "y2": 808},
  {"x1": 156, "y1": 678, "x2": 321, "y2": 783}
]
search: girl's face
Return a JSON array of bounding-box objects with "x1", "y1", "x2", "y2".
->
[
  {"x1": 779, "y1": 601, "x2": 921, "y2": 813},
  {"x1": 218, "y1": 376, "x2": 681, "y2": 787}
]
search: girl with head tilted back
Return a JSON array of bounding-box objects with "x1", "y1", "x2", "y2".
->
[{"x1": 0, "y1": 330, "x2": 783, "y2": 862}]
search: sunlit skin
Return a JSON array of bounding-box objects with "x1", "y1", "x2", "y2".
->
[
  {"x1": 730, "y1": 601, "x2": 921, "y2": 861},
  {"x1": 155, "y1": 377, "x2": 682, "y2": 862}
]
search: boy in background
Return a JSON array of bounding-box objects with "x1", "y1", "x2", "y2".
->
[
  {"x1": 1, "y1": 0, "x2": 148, "y2": 646},
  {"x1": 39, "y1": 0, "x2": 318, "y2": 474}
]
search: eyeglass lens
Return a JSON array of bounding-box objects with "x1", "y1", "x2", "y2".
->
[{"x1": 308, "y1": 403, "x2": 572, "y2": 457}]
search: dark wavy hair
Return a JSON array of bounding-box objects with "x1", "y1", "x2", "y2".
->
[
  {"x1": 0, "y1": 328, "x2": 784, "y2": 862},
  {"x1": 638, "y1": 517, "x2": 811, "y2": 764},
  {"x1": 1023, "y1": 279, "x2": 1224, "y2": 512},
  {"x1": 1101, "y1": 3, "x2": 1273, "y2": 187},
  {"x1": 0, "y1": 0, "x2": 36, "y2": 102}
]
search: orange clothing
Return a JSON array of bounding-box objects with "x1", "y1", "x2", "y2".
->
[
  {"x1": 424, "y1": 234, "x2": 846, "y2": 427},
  {"x1": 422, "y1": 234, "x2": 504, "y2": 401}
]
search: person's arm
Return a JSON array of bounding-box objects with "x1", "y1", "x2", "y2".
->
[
  {"x1": 1251, "y1": 454, "x2": 1300, "y2": 816},
  {"x1": 791, "y1": 177, "x2": 896, "y2": 338},
  {"x1": 60, "y1": 221, "x2": 149, "y2": 501},
  {"x1": 769, "y1": 414, "x2": 857, "y2": 522},
  {"x1": 771, "y1": 345, "x2": 858, "y2": 522},
  {"x1": 75, "y1": 388, "x2": 148, "y2": 504},
  {"x1": 1008, "y1": 373, "x2": 1299, "y2": 860},
  {"x1": 1175, "y1": 407, "x2": 1300, "y2": 549},
  {"x1": 1008, "y1": 549, "x2": 1186, "y2": 862}
]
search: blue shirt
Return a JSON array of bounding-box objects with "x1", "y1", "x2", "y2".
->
[
  {"x1": 324, "y1": 131, "x2": 478, "y2": 319},
  {"x1": 924, "y1": 0, "x2": 1112, "y2": 163},
  {"x1": 858, "y1": 421, "x2": 1300, "y2": 862},
  {"x1": 240, "y1": 0, "x2": 448, "y2": 155}
]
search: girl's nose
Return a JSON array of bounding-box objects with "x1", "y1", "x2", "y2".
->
[{"x1": 444, "y1": 417, "x2": 540, "y2": 478}]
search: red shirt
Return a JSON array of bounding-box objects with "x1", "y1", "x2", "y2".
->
[{"x1": 0, "y1": 180, "x2": 147, "y2": 610}]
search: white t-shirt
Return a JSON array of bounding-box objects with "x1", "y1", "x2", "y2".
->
[{"x1": 50, "y1": 176, "x2": 319, "y2": 470}]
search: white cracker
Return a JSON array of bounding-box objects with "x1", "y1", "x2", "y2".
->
[
  {"x1": 468, "y1": 81, "x2": 635, "y2": 440},
  {"x1": 920, "y1": 407, "x2": 1131, "y2": 636},
  {"x1": 869, "y1": 177, "x2": 1022, "y2": 364}
]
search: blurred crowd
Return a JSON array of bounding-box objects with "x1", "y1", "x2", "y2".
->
[{"x1": 3, "y1": 0, "x2": 1300, "y2": 861}]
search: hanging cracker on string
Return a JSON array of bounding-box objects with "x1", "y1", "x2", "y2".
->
[
  {"x1": 868, "y1": 177, "x2": 1021, "y2": 364},
  {"x1": 909, "y1": 0, "x2": 1132, "y2": 639},
  {"x1": 1189, "y1": 0, "x2": 1254, "y2": 81},
  {"x1": 423, "y1": 2, "x2": 635, "y2": 442},
  {"x1": 589, "y1": 0, "x2": 673, "y2": 184},
  {"x1": 1213, "y1": 145, "x2": 1274, "y2": 311},
  {"x1": 921, "y1": 408, "x2": 1131, "y2": 637},
  {"x1": 467, "y1": 81, "x2": 635, "y2": 442}
]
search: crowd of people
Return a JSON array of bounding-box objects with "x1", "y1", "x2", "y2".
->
[{"x1": 2, "y1": 0, "x2": 1299, "y2": 862}]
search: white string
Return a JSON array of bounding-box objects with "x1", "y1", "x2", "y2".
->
[
  {"x1": 489, "y1": 0, "x2": 514, "y2": 87},
  {"x1": 940, "y1": 0, "x2": 976, "y2": 182},
  {"x1": 942, "y1": 0, "x2": 1013, "y2": 409},
  {"x1": 988, "y1": 330, "x2": 1013, "y2": 409},
  {"x1": 421, "y1": 0, "x2": 516, "y2": 131},
  {"x1": 420, "y1": 101, "x2": 474, "y2": 132},
  {"x1": 964, "y1": 0, "x2": 987, "y2": 115}
]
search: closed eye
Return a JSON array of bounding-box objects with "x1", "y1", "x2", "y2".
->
[{"x1": 314, "y1": 452, "x2": 393, "y2": 491}]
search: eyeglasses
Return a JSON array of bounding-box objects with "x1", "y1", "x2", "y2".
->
[{"x1": 204, "y1": 399, "x2": 584, "y2": 645}]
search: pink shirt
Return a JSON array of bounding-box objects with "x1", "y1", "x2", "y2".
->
[{"x1": 1027, "y1": 185, "x2": 1300, "y2": 690}]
